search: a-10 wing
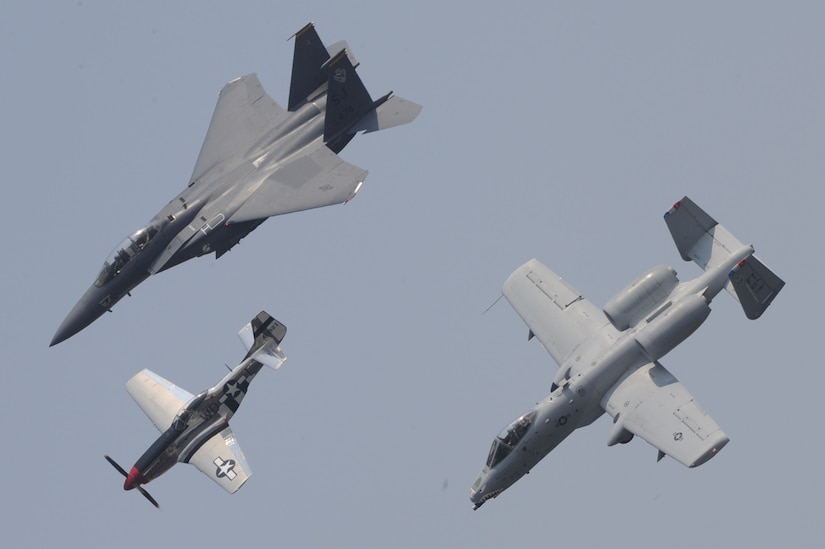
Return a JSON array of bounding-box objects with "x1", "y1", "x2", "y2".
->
[
  {"x1": 602, "y1": 362, "x2": 729, "y2": 467},
  {"x1": 503, "y1": 259, "x2": 728, "y2": 466},
  {"x1": 502, "y1": 259, "x2": 610, "y2": 367}
]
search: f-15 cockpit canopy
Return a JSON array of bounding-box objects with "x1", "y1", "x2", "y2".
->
[
  {"x1": 95, "y1": 222, "x2": 162, "y2": 287},
  {"x1": 486, "y1": 410, "x2": 537, "y2": 468}
]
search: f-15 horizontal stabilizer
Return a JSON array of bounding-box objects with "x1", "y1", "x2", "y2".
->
[
  {"x1": 238, "y1": 311, "x2": 287, "y2": 369},
  {"x1": 664, "y1": 196, "x2": 784, "y2": 318},
  {"x1": 352, "y1": 95, "x2": 423, "y2": 134}
]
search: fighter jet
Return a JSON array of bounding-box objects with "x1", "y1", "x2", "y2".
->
[
  {"x1": 470, "y1": 197, "x2": 784, "y2": 509},
  {"x1": 104, "y1": 311, "x2": 287, "y2": 507},
  {"x1": 51, "y1": 23, "x2": 421, "y2": 346}
]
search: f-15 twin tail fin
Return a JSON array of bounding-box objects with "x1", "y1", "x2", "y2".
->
[
  {"x1": 238, "y1": 311, "x2": 287, "y2": 369},
  {"x1": 664, "y1": 196, "x2": 785, "y2": 319},
  {"x1": 287, "y1": 23, "x2": 421, "y2": 152}
]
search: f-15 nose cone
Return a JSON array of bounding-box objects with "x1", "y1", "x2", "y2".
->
[{"x1": 50, "y1": 286, "x2": 107, "y2": 346}]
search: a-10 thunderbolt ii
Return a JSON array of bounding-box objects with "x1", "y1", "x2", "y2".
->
[
  {"x1": 50, "y1": 23, "x2": 421, "y2": 346},
  {"x1": 470, "y1": 197, "x2": 784, "y2": 509},
  {"x1": 104, "y1": 311, "x2": 287, "y2": 507}
]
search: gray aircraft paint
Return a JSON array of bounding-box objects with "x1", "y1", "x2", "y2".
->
[
  {"x1": 470, "y1": 197, "x2": 784, "y2": 509},
  {"x1": 50, "y1": 23, "x2": 421, "y2": 346},
  {"x1": 104, "y1": 311, "x2": 287, "y2": 507}
]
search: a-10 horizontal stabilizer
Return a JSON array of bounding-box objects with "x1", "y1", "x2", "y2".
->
[
  {"x1": 238, "y1": 311, "x2": 287, "y2": 369},
  {"x1": 664, "y1": 196, "x2": 784, "y2": 319}
]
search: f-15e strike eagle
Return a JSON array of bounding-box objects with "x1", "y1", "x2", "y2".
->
[
  {"x1": 51, "y1": 23, "x2": 421, "y2": 346},
  {"x1": 105, "y1": 311, "x2": 286, "y2": 507},
  {"x1": 470, "y1": 197, "x2": 784, "y2": 509}
]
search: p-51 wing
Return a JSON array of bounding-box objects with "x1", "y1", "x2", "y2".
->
[
  {"x1": 502, "y1": 259, "x2": 610, "y2": 367},
  {"x1": 126, "y1": 369, "x2": 193, "y2": 432},
  {"x1": 602, "y1": 361, "x2": 729, "y2": 467},
  {"x1": 183, "y1": 426, "x2": 252, "y2": 493}
]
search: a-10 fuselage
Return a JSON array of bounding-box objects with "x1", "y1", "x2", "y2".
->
[
  {"x1": 124, "y1": 358, "x2": 264, "y2": 491},
  {"x1": 469, "y1": 243, "x2": 753, "y2": 509}
]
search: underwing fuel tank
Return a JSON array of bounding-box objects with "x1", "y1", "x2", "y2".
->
[{"x1": 634, "y1": 293, "x2": 711, "y2": 361}]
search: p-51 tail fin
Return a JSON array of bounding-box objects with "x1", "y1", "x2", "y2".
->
[
  {"x1": 238, "y1": 311, "x2": 287, "y2": 369},
  {"x1": 664, "y1": 196, "x2": 784, "y2": 319}
]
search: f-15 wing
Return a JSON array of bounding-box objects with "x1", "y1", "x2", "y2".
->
[
  {"x1": 183, "y1": 425, "x2": 252, "y2": 493},
  {"x1": 126, "y1": 369, "x2": 193, "y2": 432},
  {"x1": 190, "y1": 74, "x2": 288, "y2": 184},
  {"x1": 502, "y1": 259, "x2": 611, "y2": 367},
  {"x1": 602, "y1": 361, "x2": 729, "y2": 467},
  {"x1": 228, "y1": 145, "x2": 367, "y2": 223}
]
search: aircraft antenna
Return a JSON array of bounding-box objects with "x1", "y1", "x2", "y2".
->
[{"x1": 482, "y1": 294, "x2": 504, "y2": 315}]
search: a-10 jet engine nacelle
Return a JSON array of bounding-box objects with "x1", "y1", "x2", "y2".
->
[
  {"x1": 634, "y1": 293, "x2": 711, "y2": 361},
  {"x1": 603, "y1": 265, "x2": 680, "y2": 331}
]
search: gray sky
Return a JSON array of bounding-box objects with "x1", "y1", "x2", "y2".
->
[{"x1": 2, "y1": 1, "x2": 822, "y2": 547}]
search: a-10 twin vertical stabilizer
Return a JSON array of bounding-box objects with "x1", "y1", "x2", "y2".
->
[
  {"x1": 470, "y1": 197, "x2": 784, "y2": 509},
  {"x1": 104, "y1": 311, "x2": 287, "y2": 508}
]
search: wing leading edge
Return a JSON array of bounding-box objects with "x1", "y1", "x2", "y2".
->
[
  {"x1": 602, "y1": 361, "x2": 729, "y2": 467},
  {"x1": 125, "y1": 369, "x2": 194, "y2": 432},
  {"x1": 184, "y1": 426, "x2": 252, "y2": 493},
  {"x1": 190, "y1": 74, "x2": 288, "y2": 184},
  {"x1": 502, "y1": 259, "x2": 610, "y2": 367}
]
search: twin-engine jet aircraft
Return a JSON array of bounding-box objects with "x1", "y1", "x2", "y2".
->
[
  {"x1": 470, "y1": 197, "x2": 784, "y2": 509},
  {"x1": 104, "y1": 311, "x2": 287, "y2": 507},
  {"x1": 51, "y1": 23, "x2": 421, "y2": 346}
]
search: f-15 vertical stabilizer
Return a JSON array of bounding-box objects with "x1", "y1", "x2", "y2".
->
[
  {"x1": 238, "y1": 311, "x2": 287, "y2": 369},
  {"x1": 664, "y1": 196, "x2": 784, "y2": 319},
  {"x1": 288, "y1": 23, "x2": 331, "y2": 111}
]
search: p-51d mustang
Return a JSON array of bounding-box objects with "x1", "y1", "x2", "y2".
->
[
  {"x1": 470, "y1": 197, "x2": 785, "y2": 509},
  {"x1": 51, "y1": 23, "x2": 421, "y2": 346},
  {"x1": 105, "y1": 311, "x2": 287, "y2": 507}
]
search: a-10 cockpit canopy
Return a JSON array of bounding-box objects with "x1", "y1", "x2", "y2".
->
[
  {"x1": 486, "y1": 410, "x2": 537, "y2": 468},
  {"x1": 95, "y1": 222, "x2": 161, "y2": 287}
]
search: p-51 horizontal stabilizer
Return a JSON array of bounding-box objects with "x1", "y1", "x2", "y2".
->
[{"x1": 238, "y1": 311, "x2": 287, "y2": 369}]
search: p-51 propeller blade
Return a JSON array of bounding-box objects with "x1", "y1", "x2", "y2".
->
[{"x1": 104, "y1": 455, "x2": 160, "y2": 509}]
